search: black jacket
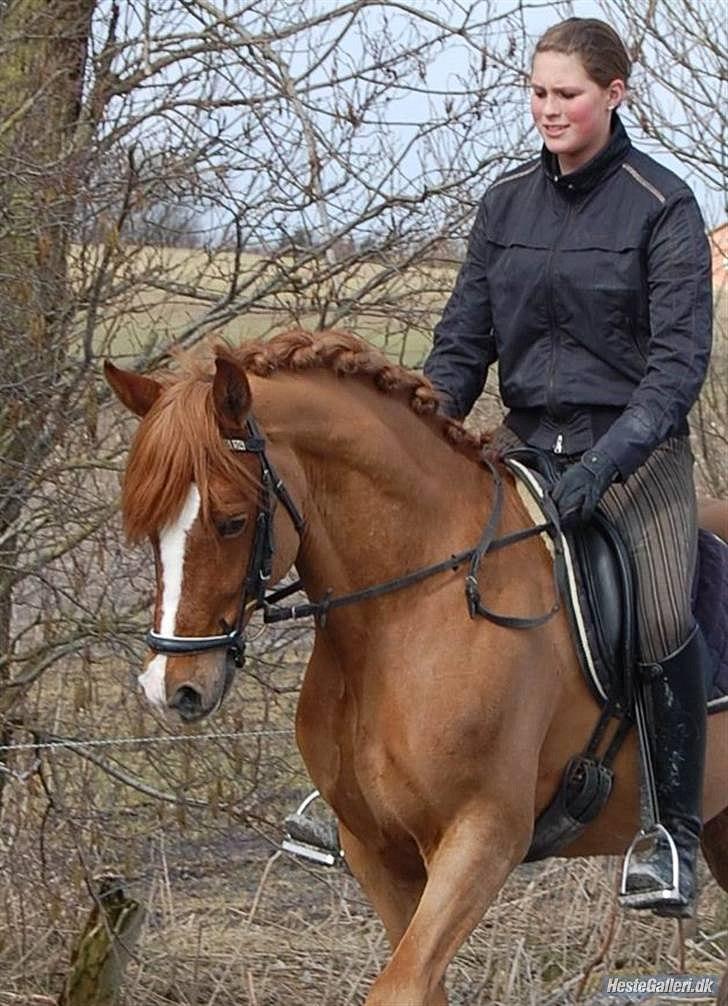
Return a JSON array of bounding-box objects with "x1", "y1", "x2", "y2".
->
[{"x1": 423, "y1": 115, "x2": 713, "y2": 478}]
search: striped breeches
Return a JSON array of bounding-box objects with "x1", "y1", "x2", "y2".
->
[{"x1": 493, "y1": 427, "x2": 697, "y2": 663}]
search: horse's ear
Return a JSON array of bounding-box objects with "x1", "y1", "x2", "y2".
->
[
  {"x1": 212, "y1": 355, "x2": 252, "y2": 431},
  {"x1": 104, "y1": 361, "x2": 162, "y2": 417}
]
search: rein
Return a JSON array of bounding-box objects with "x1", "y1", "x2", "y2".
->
[{"x1": 145, "y1": 418, "x2": 562, "y2": 665}]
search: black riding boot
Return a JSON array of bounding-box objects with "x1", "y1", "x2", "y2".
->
[{"x1": 620, "y1": 626, "x2": 708, "y2": 918}]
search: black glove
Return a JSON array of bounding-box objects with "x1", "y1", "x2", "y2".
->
[{"x1": 551, "y1": 449, "x2": 619, "y2": 527}]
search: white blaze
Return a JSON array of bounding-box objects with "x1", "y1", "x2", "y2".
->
[
  {"x1": 139, "y1": 484, "x2": 201, "y2": 709},
  {"x1": 140, "y1": 654, "x2": 169, "y2": 710}
]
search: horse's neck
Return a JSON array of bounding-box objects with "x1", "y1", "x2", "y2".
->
[{"x1": 261, "y1": 371, "x2": 492, "y2": 600}]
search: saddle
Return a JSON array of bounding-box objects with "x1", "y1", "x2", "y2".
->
[
  {"x1": 502, "y1": 447, "x2": 728, "y2": 861},
  {"x1": 503, "y1": 447, "x2": 728, "y2": 714}
]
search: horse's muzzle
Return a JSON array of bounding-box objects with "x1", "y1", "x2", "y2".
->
[
  {"x1": 168, "y1": 682, "x2": 207, "y2": 721},
  {"x1": 166, "y1": 654, "x2": 237, "y2": 721}
]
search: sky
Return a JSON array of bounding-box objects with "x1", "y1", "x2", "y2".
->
[
  {"x1": 381, "y1": 0, "x2": 723, "y2": 222},
  {"x1": 93, "y1": 0, "x2": 725, "y2": 238}
]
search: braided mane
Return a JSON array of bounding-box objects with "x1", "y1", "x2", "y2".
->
[
  {"x1": 121, "y1": 329, "x2": 488, "y2": 540},
  {"x1": 227, "y1": 328, "x2": 485, "y2": 448}
]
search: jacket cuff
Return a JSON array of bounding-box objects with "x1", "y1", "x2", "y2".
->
[
  {"x1": 425, "y1": 382, "x2": 462, "y2": 419},
  {"x1": 592, "y1": 405, "x2": 659, "y2": 480},
  {"x1": 580, "y1": 449, "x2": 620, "y2": 486}
]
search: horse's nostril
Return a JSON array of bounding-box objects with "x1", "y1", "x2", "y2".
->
[{"x1": 169, "y1": 684, "x2": 203, "y2": 718}]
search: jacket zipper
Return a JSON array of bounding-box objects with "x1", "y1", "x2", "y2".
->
[{"x1": 545, "y1": 200, "x2": 575, "y2": 444}]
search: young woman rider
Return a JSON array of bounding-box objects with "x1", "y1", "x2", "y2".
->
[{"x1": 424, "y1": 17, "x2": 713, "y2": 918}]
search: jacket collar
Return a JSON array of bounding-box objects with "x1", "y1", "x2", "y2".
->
[{"x1": 540, "y1": 112, "x2": 632, "y2": 196}]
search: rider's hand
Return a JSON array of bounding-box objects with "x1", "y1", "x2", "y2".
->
[{"x1": 551, "y1": 449, "x2": 620, "y2": 527}]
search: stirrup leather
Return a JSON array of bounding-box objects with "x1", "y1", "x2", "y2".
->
[{"x1": 618, "y1": 823, "x2": 681, "y2": 907}]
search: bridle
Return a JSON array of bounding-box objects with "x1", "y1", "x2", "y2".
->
[
  {"x1": 146, "y1": 416, "x2": 305, "y2": 668},
  {"x1": 145, "y1": 416, "x2": 563, "y2": 670}
]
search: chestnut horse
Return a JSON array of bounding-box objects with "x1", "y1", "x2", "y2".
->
[{"x1": 105, "y1": 330, "x2": 728, "y2": 1006}]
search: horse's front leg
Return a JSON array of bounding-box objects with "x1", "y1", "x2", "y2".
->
[
  {"x1": 340, "y1": 824, "x2": 448, "y2": 1006},
  {"x1": 337, "y1": 823, "x2": 452, "y2": 997},
  {"x1": 364, "y1": 800, "x2": 533, "y2": 1006}
]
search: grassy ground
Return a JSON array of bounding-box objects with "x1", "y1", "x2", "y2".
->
[{"x1": 1, "y1": 631, "x2": 725, "y2": 1005}]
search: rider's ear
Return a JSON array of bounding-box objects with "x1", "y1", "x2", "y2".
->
[
  {"x1": 212, "y1": 355, "x2": 252, "y2": 431},
  {"x1": 104, "y1": 361, "x2": 162, "y2": 417}
]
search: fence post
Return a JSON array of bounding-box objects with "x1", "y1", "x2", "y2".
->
[{"x1": 59, "y1": 875, "x2": 144, "y2": 1006}]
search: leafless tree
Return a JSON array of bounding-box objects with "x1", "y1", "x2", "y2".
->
[{"x1": 0, "y1": 1, "x2": 724, "y2": 1000}]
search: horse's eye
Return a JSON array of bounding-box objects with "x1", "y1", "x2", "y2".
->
[{"x1": 215, "y1": 516, "x2": 247, "y2": 538}]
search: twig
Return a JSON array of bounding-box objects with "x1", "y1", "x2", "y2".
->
[
  {"x1": 0, "y1": 997, "x2": 57, "y2": 1005},
  {"x1": 247, "y1": 849, "x2": 282, "y2": 926},
  {"x1": 677, "y1": 917, "x2": 686, "y2": 972},
  {"x1": 246, "y1": 969, "x2": 259, "y2": 1006},
  {"x1": 575, "y1": 875, "x2": 620, "y2": 1001}
]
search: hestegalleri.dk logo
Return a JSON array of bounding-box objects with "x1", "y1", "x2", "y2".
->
[{"x1": 601, "y1": 974, "x2": 719, "y2": 997}]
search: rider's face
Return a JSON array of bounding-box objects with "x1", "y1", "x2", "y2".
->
[{"x1": 530, "y1": 51, "x2": 624, "y2": 174}]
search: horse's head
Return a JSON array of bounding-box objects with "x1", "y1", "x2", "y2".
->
[{"x1": 105, "y1": 353, "x2": 303, "y2": 722}]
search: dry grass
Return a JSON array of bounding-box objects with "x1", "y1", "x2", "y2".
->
[
  {"x1": 1, "y1": 628, "x2": 726, "y2": 1005},
  {"x1": 117, "y1": 854, "x2": 725, "y2": 1005}
]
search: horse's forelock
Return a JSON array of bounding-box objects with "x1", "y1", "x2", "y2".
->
[{"x1": 121, "y1": 377, "x2": 253, "y2": 541}]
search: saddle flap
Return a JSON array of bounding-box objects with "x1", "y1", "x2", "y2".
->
[
  {"x1": 503, "y1": 449, "x2": 634, "y2": 711},
  {"x1": 571, "y1": 525, "x2": 625, "y2": 673}
]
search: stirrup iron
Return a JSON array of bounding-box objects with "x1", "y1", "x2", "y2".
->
[
  {"x1": 281, "y1": 790, "x2": 344, "y2": 867},
  {"x1": 619, "y1": 822, "x2": 681, "y2": 908}
]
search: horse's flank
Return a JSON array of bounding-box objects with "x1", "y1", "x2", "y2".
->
[{"x1": 699, "y1": 498, "x2": 728, "y2": 541}]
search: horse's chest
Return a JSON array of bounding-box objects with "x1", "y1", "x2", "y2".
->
[
  {"x1": 298, "y1": 701, "x2": 412, "y2": 837},
  {"x1": 333, "y1": 741, "x2": 418, "y2": 845}
]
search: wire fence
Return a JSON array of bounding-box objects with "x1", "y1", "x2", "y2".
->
[{"x1": 0, "y1": 728, "x2": 294, "y2": 754}]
